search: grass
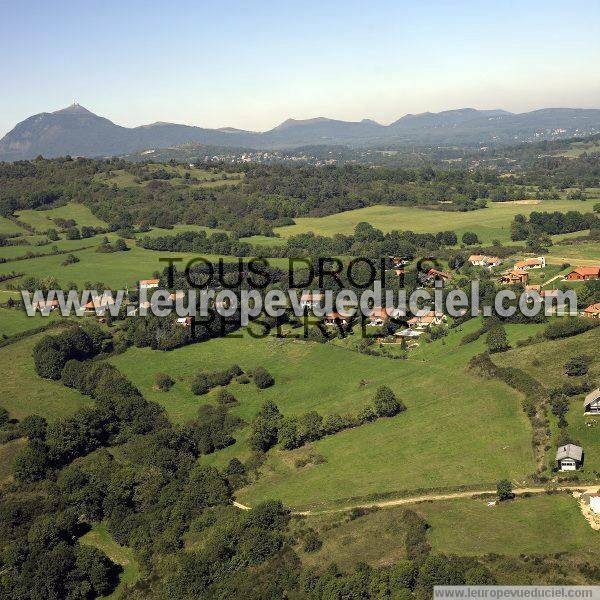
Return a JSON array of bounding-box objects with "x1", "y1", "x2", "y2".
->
[
  {"x1": 79, "y1": 522, "x2": 140, "y2": 599},
  {"x1": 0, "y1": 306, "x2": 60, "y2": 338},
  {"x1": 0, "y1": 217, "x2": 26, "y2": 235},
  {"x1": 494, "y1": 327, "x2": 600, "y2": 474},
  {"x1": 298, "y1": 493, "x2": 599, "y2": 569},
  {"x1": 110, "y1": 319, "x2": 536, "y2": 510},
  {"x1": 94, "y1": 166, "x2": 244, "y2": 190},
  {"x1": 0, "y1": 331, "x2": 91, "y2": 422},
  {"x1": 15, "y1": 203, "x2": 107, "y2": 232},
  {"x1": 274, "y1": 199, "x2": 588, "y2": 245},
  {"x1": 0, "y1": 241, "x2": 288, "y2": 289},
  {"x1": 418, "y1": 494, "x2": 599, "y2": 556},
  {"x1": 546, "y1": 241, "x2": 600, "y2": 266},
  {"x1": 0, "y1": 438, "x2": 26, "y2": 486}
]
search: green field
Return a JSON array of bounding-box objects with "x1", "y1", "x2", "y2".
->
[
  {"x1": 274, "y1": 199, "x2": 589, "y2": 244},
  {"x1": 80, "y1": 522, "x2": 140, "y2": 599},
  {"x1": 558, "y1": 142, "x2": 600, "y2": 158},
  {"x1": 494, "y1": 327, "x2": 600, "y2": 474},
  {"x1": 0, "y1": 438, "x2": 26, "y2": 486},
  {"x1": 94, "y1": 165, "x2": 244, "y2": 190},
  {"x1": 0, "y1": 307, "x2": 61, "y2": 338},
  {"x1": 110, "y1": 319, "x2": 535, "y2": 510},
  {"x1": 0, "y1": 217, "x2": 27, "y2": 235},
  {"x1": 0, "y1": 331, "x2": 91, "y2": 422},
  {"x1": 15, "y1": 202, "x2": 107, "y2": 232},
  {"x1": 300, "y1": 493, "x2": 598, "y2": 569},
  {"x1": 546, "y1": 241, "x2": 600, "y2": 266}
]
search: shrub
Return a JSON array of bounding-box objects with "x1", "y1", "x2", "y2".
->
[
  {"x1": 303, "y1": 529, "x2": 323, "y2": 553},
  {"x1": 217, "y1": 389, "x2": 237, "y2": 405},
  {"x1": 497, "y1": 479, "x2": 514, "y2": 501},
  {"x1": 373, "y1": 385, "x2": 406, "y2": 417},
  {"x1": 0, "y1": 406, "x2": 9, "y2": 428},
  {"x1": 237, "y1": 374, "x2": 250, "y2": 384},
  {"x1": 191, "y1": 373, "x2": 211, "y2": 395},
  {"x1": 155, "y1": 372, "x2": 174, "y2": 391},
  {"x1": 564, "y1": 354, "x2": 592, "y2": 377},
  {"x1": 253, "y1": 366, "x2": 274, "y2": 389},
  {"x1": 544, "y1": 318, "x2": 598, "y2": 340},
  {"x1": 485, "y1": 324, "x2": 510, "y2": 353}
]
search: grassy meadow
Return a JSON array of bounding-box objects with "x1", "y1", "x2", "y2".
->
[
  {"x1": 274, "y1": 199, "x2": 587, "y2": 244},
  {"x1": 299, "y1": 493, "x2": 598, "y2": 569},
  {"x1": 110, "y1": 318, "x2": 536, "y2": 510},
  {"x1": 0, "y1": 331, "x2": 91, "y2": 422},
  {"x1": 15, "y1": 202, "x2": 108, "y2": 232}
]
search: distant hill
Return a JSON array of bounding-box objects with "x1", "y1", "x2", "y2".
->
[{"x1": 1, "y1": 103, "x2": 600, "y2": 160}]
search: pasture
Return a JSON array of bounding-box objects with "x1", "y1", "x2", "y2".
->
[
  {"x1": 0, "y1": 331, "x2": 91, "y2": 422},
  {"x1": 15, "y1": 202, "x2": 108, "y2": 232},
  {"x1": 274, "y1": 199, "x2": 589, "y2": 244},
  {"x1": 299, "y1": 493, "x2": 598, "y2": 569},
  {"x1": 111, "y1": 319, "x2": 536, "y2": 510}
]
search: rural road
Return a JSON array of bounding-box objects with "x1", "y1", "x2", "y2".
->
[{"x1": 233, "y1": 484, "x2": 600, "y2": 515}]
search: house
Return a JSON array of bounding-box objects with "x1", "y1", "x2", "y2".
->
[
  {"x1": 584, "y1": 388, "x2": 600, "y2": 415},
  {"x1": 407, "y1": 310, "x2": 445, "y2": 330},
  {"x1": 423, "y1": 268, "x2": 451, "y2": 285},
  {"x1": 524, "y1": 284, "x2": 542, "y2": 294},
  {"x1": 83, "y1": 294, "x2": 115, "y2": 316},
  {"x1": 515, "y1": 256, "x2": 546, "y2": 270},
  {"x1": 583, "y1": 303, "x2": 600, "y2": 319},
  {"x1": 581, "y1": 493, "x2": 600, "y2": 514},
  {"x1": 139, "y1": 279, "x2": 160, "y2": 290},
  {"x1": 367, "y1": 306, "x2": 403, "y2": 326},
  {"x1": 32, "y1": 299, "x2": 59, "y2": 312},
  {"x1": 300, "y1": 292, "x2": 325, "y2": 309},
  {"x1": 389, "y1": 256, "x2": 410, "y2": 268},
  {"x1": 176, "y1": 317, "x2": 194, "y2": 327},
  {"x1": 395, "y1": 328, "x2": 423, "y2": 340},
  {"x1": 323, "y1": 311, "x2": 352, "y2": 326},
  {"x1": 566, "y1": 267, "x2": 600, "y2": 281},
  {"x1": 501, "y1": 269, "x2": 529, "y2": 285},
  {"x1": 468, "y1": 255, "x2": 501, "y2": 269},
  {"x1": 556, "y1": 444, "x2": 583, "y2": 471}
]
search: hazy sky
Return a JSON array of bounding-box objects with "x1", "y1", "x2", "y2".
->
[{"x1": 1, "y1": 0, "x2": 599, "y2": 136}]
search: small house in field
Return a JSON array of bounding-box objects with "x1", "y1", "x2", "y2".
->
[
  {"x1": 367, "y1": 306, "x2": 403, "y2": 326},
  {"x1": 423, "y1": 268, "x2": 451, "y2": 285},
  {"x1": 389, "y1": 256, "x2": 410, "y2": 269},
  {"x1": 139, "y1": 279, "x2": 160, "y2": 290},
  {"x1": 524, "y1": 284, "x2": 542, "y2": 294},
  {"x1": 407, "y1": 310, "x2": 445, "y2": 330},
  {"x1": 323, "y1": 311, "x2": 352, "y2": 327},
  {"x1": 176, "y1": 317, "x2": 193, "y2": 328},
  {"x1": 515, "y1": 256, "x2": 545, "y2": 270},
  {"x1": 32, "y1": 299, "x2": 59, "y2": 312},
  {"x1": 583, "y1": 303, "x2": 600, "y2": 319},
  {"x1": 300, "y1": 291, "x2": 325, "y2": 309},
  {"x1": 566, "y1": 267, "x2": 600, "y2": 281},
  {"x1": 584, "y1": 388, "x2": 600, "y2": 415},
  {"x1": 468, "y1": 255, "x2": 501, "y2": 269},
  {"x1": 556, "y1": 444, "x2": 583, "y2": 471},
  {"x1": 501, "y1": 269, "x2": 529, "y2": 285},
  {"x1": 581, "y1": 493, "x2": 600, "y2": 514}
]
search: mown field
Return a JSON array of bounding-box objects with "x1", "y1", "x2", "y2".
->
[
  {"x1": 0, "y1": 217, "x2": 26, "y2": 235},
  {"x1": 299, "y1": 493, "x2": 598, "y2": 569},
  {"x1": 274, "y1": 199, "x2": 591, "y2": 244},
  {"x1": 93, "y1": 165, "x2": 244, "y2": 190},
  {"x1": 494, "y1": 327, "x2": 600, "y2": 475},
  {"x1": 110, "y1": 319, "x2": 536, "y2": 510},
  {"x1": 14, "y1": 202, "x2": 108, "y2": 232},
  {"x1": 0, "y1": 331, "x2": 91, "y2": 421}
]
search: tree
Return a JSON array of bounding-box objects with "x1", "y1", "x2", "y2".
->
[
  {"x1": 303, "y1": 528, "x2": 323, "y2": 552},
  {"x1": 65, "y1": 226, "x2": 81, "y2": 240},
  {"x1": 155, "y1": 372, "x2": 174, "y2": 391},
  {"x1": 0, "y1": 405, "x2": 9, "y2": 428},
  {"x1": 18, "y1": 415, "x2": 47, "y2": 440},
  {"x1": 485, "y1": 324, "x2": 510, "y2": 353},
  {"x1": 47, "y1": 228, "x2": 60, "y2": 241},
  {"x1": 461, "y1": 231, "x2": 479, "y2": 245},
  {"x1": 373, "y1": 385, "x2": 405, "y2": 417},
  {"x1": 496, "y1": 479, "x2": 513, "y2": 501},
  {"x1": 564, "y1": 355, "x2": 592, "y2": 377},
  {"x1": 13, "y1": 441, "x2": 48, "y2": 482},
  {"x1": 253, "y1": 366, "x2": 274, "y2": 389}
]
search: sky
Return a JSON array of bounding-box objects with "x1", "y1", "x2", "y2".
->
[{"x1": 1, "y1": 0, "x2": 599, "y2": 136}]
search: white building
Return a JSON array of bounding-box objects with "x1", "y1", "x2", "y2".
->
[
  {"x1": 556, "y1": 444, "x2": 583, "y2": 471},
  {"x1": 584, "y1": 388, "x2": 600, "y2": 415}
]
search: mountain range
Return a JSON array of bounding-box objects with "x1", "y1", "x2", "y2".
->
[{"x1": 1, "y1": 104, "x2": 600, "y2": 161}]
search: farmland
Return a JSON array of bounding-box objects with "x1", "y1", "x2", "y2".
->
[
  {"x1": 274, "y1": 199, "x2": 591, "y2": 244},
  {"x1": 110, "y1": 319, "x2": 536, "y2": 510}
]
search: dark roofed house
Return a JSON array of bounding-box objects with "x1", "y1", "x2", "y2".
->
[
  {"x1": 556, "y1": 444, "x2": 583, "y2": 471},
  {"x1": 584, "y1": 388, "x2": 600, "y2": 415}
]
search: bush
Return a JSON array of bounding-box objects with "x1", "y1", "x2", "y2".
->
[
  {"x1": 217, "y1": 389, "x2": 237, "y2": 405},
  {"x1": 497, "y1": 479, "x2": 514, "y2": 501},
  {"x1": 18, "y1": 415, "x2": 47, "y2": 440},
  {"x1": 544, "y1": 318, "x2": 598, "y2": 340},
  {"x1": 564, "y1": 354, "x2": 592, "y2": 377},
  {"x1": 253, "y1": 366, "x2": 274, "y2": 389},
  {"x1": 303, "y1": 529, "x2": 323, "y2": 553},
  {"x1": 485, "y1": 324, "x2": 510, "y2": 353},
  {"x1": 155, "y1": 372, "x2": 175, "y2": 391},
  {"x1": 0, "y1": 406, "x2": 9, "y2": 428},
  {"x1": 373, "y1": 385, "x2": 406, "y2": 417}
]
